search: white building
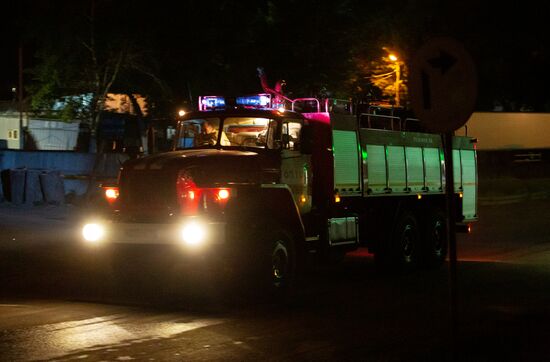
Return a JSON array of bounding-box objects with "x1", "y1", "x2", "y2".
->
[{"x1": 0, "y1": 113, "x2": 24, "y2": 149}]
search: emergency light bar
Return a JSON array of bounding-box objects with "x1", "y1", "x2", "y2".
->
[
  {"x1": 198, "y1": 93, "x2": 275, "y2": 111},
  {"x1": 236, "y1": 93, "x2": 271, "y2": 108},
  {"x1": 198, "y1": 96, "x2": 226, "y2": 111}
]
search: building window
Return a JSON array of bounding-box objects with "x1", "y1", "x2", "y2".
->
[{"x1": 7, "y1": 129, "x2": 19, "y2": 140}]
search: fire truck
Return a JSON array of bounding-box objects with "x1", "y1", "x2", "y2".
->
[{"x1": 81, "y1": 79, "x2": 477, "y2": 294}]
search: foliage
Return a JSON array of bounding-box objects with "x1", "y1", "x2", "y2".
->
[
  {"x1": 21, "y1": 0, "x2": 550, "y2": 119},
  {"x1": 26, "y1": 1, "x2": 167, "y2": 128},
  {"x1": 349, "y1": 48, "x2": 409, "y2": 106}
]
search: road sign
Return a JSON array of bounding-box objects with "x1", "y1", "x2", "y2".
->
[{"x1": 409, "y1": 37, "x2": 477, "y2": 133}]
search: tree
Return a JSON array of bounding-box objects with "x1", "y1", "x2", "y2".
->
[
  {"x1": 27, "y1": 1, "x2": 168, "y2": 131},
  {"x1": 350, "y1": 48, "x2": 409, "y2": 106}
]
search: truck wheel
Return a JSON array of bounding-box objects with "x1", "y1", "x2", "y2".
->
[
  {"x1": 258, "y1": 229, "x2": 296, "y2": 297},
  {"x1": 390, "y1": 211, "x2": 420, "y2": 270},
  {"x1": 421, "y1": 209, "x2": 448, "y2": 268},
  {"x1": 228, "y1": 225, "x2": 297, "y2": 300},
  {"x1": 272, "y1": 237, "x2": 291, "y2": 288}
]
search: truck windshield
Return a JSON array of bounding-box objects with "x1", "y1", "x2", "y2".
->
[{"x1": 176, "y1": 117, "x2": 274, "y2": 149}]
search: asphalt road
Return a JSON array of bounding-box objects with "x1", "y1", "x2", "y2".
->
[{"x1": 1, "y1": 198, "x2": 550, "y2": 361}]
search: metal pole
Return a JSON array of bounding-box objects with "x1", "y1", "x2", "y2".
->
[
  {"x1": 395, "y1": 62, "x2": 401, "y2": 107},
  {"x1": 18, "y1": 45, "x2": 24, "y2": 150},
  {"x1": 444, "y1": 131, "x2": 458, "y2": 360}
]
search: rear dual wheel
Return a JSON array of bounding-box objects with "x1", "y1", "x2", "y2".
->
[
  {"x1": 421, "y1": 209, "x2": 448, "y2": 268},
  {"x1": 390, "y1": 211, "x2": 421, "y2": 270},
  {"x1": 376, "y1": 208, "x2": 448, "y2": 272}
]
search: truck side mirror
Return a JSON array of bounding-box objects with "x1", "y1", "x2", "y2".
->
[{"x1": 300, "y1": 124, "x2": 313, "y2": 154}]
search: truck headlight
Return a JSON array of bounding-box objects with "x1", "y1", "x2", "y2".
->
[
  {"x1": 82, "y1": 223, "x2": 106, "y2": 242},
  {"x1": 181, "y1": 221, "x2": 206, "y2": 246}
]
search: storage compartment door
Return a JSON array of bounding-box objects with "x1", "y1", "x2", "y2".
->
[
  {"x1": 423, "y1": 147, "x2": 442, "y2": 192},
  {"x1": 365, "y1": 144, "x2": 387, "y2": 194},
  {"x1": 387, "y1": 145, "x2": 406, "y2": 192},
  {"x1": 333, "y1": 130, "x2": 361, "y2": 195},
  {"x1": 460, "y1": 149, "x2": 477, "y2": 220},
  {"x1": 406, "y1": 146, "x2": 424, "y2": 192}
]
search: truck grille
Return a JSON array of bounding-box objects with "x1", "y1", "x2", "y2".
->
[{"x1": 119, "y1": 169, "x2": 177, "y2": 221}]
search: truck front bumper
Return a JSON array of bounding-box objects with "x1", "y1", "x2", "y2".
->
[{"x1": 81, "y1": 217, "x2": 226, "y2": 248}]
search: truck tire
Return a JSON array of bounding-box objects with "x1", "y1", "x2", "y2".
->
[
  {"x1": 421, "y1": 209, "x2": 448, "y2": 268},
  {"x1": 390, "y1": 211, "x2": 421, "y2": 270},
  {"x1": 255, "y1": 227, "x2": 296, "y2": 298},
  {"x1": 270, "y1": 230, "x2": 296, "y2": 290}
]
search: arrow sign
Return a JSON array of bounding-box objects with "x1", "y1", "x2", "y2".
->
[
  {"x1": 421, "y1": 51, "x2": 457, "y2": 110},
  {"x1": 427, "y1": 50, "x2": 457, "y2": 75},
  {"x1": 409, "y1": 37, "x2": 477, "y2": 134},
  {"x1": 409, "y1": 38, "x2": 478, "y2": 360}
]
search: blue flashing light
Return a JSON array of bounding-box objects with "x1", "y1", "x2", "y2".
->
[
  {"x1": 200, "y1": 96, "x2": 226, "y2": 111},
  {"x1": 236, "y1": 93, "x2": 271, "y2": 108}
]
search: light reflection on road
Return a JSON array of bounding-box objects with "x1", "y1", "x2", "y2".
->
[{"x1": 0, "y1": 307, "x2": 226, "y2": 361}]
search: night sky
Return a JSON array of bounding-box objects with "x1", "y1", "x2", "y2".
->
[{"x1": 1, "y1": 0, "x2": 549, "y2": 114}]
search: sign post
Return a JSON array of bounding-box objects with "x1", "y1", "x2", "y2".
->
[{"x1": 409, "y1": 37, "x2": 477, "y2": 360}]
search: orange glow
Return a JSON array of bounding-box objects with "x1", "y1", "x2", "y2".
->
[
  {"x1": 217, "y1": 189, "x2": 230, "y2": 200},
  {"x1": 334, "y1": 194, "x2": 341, "y2": 203},
  {"x1": 459, "y1": 192, "x2": 463, "y2": 198},
  {"x1": 417, "y1": 194, "x2": 422, "y2": 200},
  {"x1": 389, "y1": 54, "x2": 398, "y2": 62},
  {"x1": 104, "y1": 187, "x2": 119, "y2": 201},
  {"x1": 300, "y1": 195, "x2": 307, "y2": 203}
]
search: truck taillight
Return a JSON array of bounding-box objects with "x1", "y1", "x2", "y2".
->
[
  {"x1": 103, "y1": 186, "x2": 119, "y2": 204},
  {"x1": 177, "y1": 172, "x2": 201, "y2": 215},
  {"x1": 176, "y1": 172, "x2": 232, "y2": 215}
]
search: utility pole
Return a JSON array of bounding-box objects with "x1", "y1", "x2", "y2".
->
[
  {"x1": 394, "y1": 61, "x2": 401, "y2": 107},
  {"x1": 18, "y1": 44, "x2": 24, "y2": 150},
  {"x1": 388, "y1": 53, "x2": 401, "y2": 107}
]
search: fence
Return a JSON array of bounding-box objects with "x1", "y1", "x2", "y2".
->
[
  {"x1": 0, "y1": 150, "x2": 125, "y2": 202},
  {"x1": 28, "y1": 119, "x2": 80, "y2": 150}
]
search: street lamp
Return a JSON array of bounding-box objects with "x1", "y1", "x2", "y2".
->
[{"x1": 388, "y1": 53, "x2": 401, "y2": 107}]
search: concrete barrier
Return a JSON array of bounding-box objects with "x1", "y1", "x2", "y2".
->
[
  {"x1": 0, "y1": 150, "x2": 96, "y2": 176},
  {"x1": 7, "y1": 169, "x2": 26, "y2": 204},
  {"x1": 0, "y1": 168, "x2": 70, "y2": 205},
  {"x1": 0, "y1": 172, "x2": 4, "y2": 201},
  {"x1": 40, "y1": 171, "x2": 65, "y2": 205},
  {"x1": 0, "y1": 150, "x2": 125, "y2": 199},
  {"x1": 24, "y1": 169, "x2": 44, "y2": 205}
]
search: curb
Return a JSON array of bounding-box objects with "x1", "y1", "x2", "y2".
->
[
  {"x1": 479, "y1": 193, "x2": 528, "y2": 206},
  {"x1": 479, "y1": 191, "x2": 550, "y2": 206},
  {"x1": 0, "y1": 202, "x2": 76, "y2": 220}
]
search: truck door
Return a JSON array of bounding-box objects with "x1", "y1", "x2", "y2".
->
[{"x1": 280, "y1": 119, "x2": 312, "y2": 214}]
